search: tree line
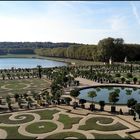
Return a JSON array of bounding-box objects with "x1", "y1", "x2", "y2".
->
[
  {"x1": 35, "y1": 37, "x2": 140, "y2": 62},
  {"x1": 0, "y1": 42, "x2": 79, "y2": 55},
  {"x1": 0, "y1": 42, "x2": 78, "y2": 49},
  {"x1": 0, "y1": 37, "x2": 140, "y2": 62}
]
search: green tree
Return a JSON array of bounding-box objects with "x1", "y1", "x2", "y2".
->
[
  {"x1": 97, "y1": 37, "x2": 124, "y2": 62},
  {"x1": 109, "y1": 91, "x2": 119, "y2": 112},
  {"x1": 121, "y1": 77, "x2": 125, "y2": 84},
  {"x1": 134, "y1": 103, "x2": 140, "y2": 119},
  {"x1": 133, "y1": 77, "x2": 138, "y2": 84},
  {"x1": 64, "y1": 97, "x2": 72, "y2": 105},
  {"x1": 14, "y1": 93, "x2": 20, "y2": 102},
  {"x1": 88, "y1": 91, "x2": 97, "y2": 104},
  {"x1": 54, "y1": 89, "x2": 62, "y2": 105},
  {"x1": 51, "y1": 82, "x2": 61, "y2": 95},
  {"x1": 127, "y1": 98, "x2": 137, "y2": 109},
  {"x1": 37, "y1": 65, "x2": 42, "y2": 79},
  {"x1": 6, "y1": 95, "x2": 12, "y2": 111},
  {"x1": 70, "y1": 89, "x2": 80, "y2": 109},
  {"x1": 70, "y1": 89, "x2": 80, "y2": 102},
  {"x1": 99, "y1": 100, "x2": 105, "y2": 111},
  {"x1": 2, "y1": 74, "x2": 5, "y2": 80},
  {"x1": 79, "y1": 99, "x2": 86, "y2": 109},
  {"x1": 88, "y1": 90, "x2": 97, "y2": 111}
]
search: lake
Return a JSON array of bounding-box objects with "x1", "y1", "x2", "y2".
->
[
  {"x1": 0, "y1": 58, "x2": 67, "y2": 69},
  {"x1": 78, "y1": 86, "x2": 140, "y2": 104}
]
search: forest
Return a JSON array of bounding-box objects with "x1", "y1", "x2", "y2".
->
[
  {"x1": 35, "y1": 37, "x2": 140, "y2": 62},
  {"x1": 0, "y1": 42, "x2": 78, "y2": 55},
  {"x1": 0, "y1": 37, "x2": 140, "y2": 62}
]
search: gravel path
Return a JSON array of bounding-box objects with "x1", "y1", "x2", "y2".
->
[
  {"x1": 0, "y1": 107, "x2": 139, "y2": 139},
  {"x1": 0, "y1": 129, "x2": 7, "y2": 139}
]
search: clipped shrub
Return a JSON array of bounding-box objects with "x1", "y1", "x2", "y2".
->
[
  {"x1": 115, "y1": 73, "x2": 121, "y2": 77},
  {"x1": 133, "y1": 77, "x2": 138, "y2": 84},
  {"x1": 115, "y1": 80, "x2": 119, "y2": 83},
  {"x1": 126, "y1": 80, "x2": 130, "y2": 84},
  {"x1": 127, "y1": 73, "x2": 133, "y2": 78},
  {"x1": 121, "y1": 77, "x2": 125, "y2": 84}
]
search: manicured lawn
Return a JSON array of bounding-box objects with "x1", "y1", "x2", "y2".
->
[
  {"x1": 32, "y1": 109, "x2": 59, "y2": 120},
  {"x1": 58, "y1": 114, "x2": 82, "y2": 129},
  {"x1": 92, "y1": 132, "x2": 130, "y2": 139},
  {"x1": 95, "y1": 117, "x2": 113, "y2": 124},
  {"x1": 25, "y1": 121, "x2": 57, "y2": 134},
  {"x1": 30, "y1": 79, "x2": 45, "y2": 85},
  {"x1": 0, "y1": 126, "x2": 35, "y2": 139},
  {"x1": 79, "y1": 117, "x2": 129, "y2": 131},
  {"x1": 0, "y1": 109, "x2": 133, "y2": 139},
  {"x1": 5, "y1": 83, "x2": 27, "y2": 90},
  {"x1": 0, "y1": 114, "x2": 34, "y2": 124},
  {"x1": 46, "y1": 131, "x2": 87, "y2": 139},
  {"x1": 0, "y1": 79, "x2": 50, "y2": 97}
]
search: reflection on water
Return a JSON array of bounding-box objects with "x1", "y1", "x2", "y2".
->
[{"x1": 79, "y1": 86, "x2": 140, "y2": 104}]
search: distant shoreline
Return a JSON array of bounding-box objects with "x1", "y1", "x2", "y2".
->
[
  {"x1": 0, "y1": 54, "x2": 139, "y2": 66},
  {"x1": 0, "y1": 54, "x2": 104, "y2": 66}
]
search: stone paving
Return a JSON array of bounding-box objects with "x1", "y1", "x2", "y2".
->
[{"x1": 0, "y1": 107, "x2": 139, "y2": 139}]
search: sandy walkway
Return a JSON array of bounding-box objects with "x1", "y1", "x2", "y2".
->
[
  {"x1": 0, "y1": 129, "x2": 7, "y2": 139},
  {"x1": 75, "y1": 77, "x2": 140, "y2": 88},
  {"x1": 0, "y1": 107, "x2": 139, "y2": 139}
]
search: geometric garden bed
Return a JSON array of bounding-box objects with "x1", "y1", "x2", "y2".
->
[{"x1": 0, "y1": 108, "x2": 136, "y2": 139}]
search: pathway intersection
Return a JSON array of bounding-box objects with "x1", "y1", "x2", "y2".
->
[
  {"x1": 0, "y1": 77, "x2": 140, "y2": 139},
  {"x1": 0, "y1": 107, "x2": 139, "y2": 139}
]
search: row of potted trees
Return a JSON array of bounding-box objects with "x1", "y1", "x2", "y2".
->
[{"x1": 69, "y1": 89, "x2": 140, "y2": 119}]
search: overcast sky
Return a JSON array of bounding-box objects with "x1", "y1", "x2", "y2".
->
[{"x1": 0, "y1": 1, "x2": 140, "y2": 44}]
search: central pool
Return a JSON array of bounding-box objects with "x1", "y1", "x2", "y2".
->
[{"x1": 78, "y1": 86, "x2": 140, "y2": 104}]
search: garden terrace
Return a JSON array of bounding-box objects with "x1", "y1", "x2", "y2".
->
[
  {"x1": 0, "y1": 107, "x2": 137, "y2": 139},
  {"x1": 0, "y1": 78, "x2": 50, "y2": 97}
]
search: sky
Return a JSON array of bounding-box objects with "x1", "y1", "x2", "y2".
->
[{"x1": 0, "y1": 1, "x2": 140, "y2": 44}]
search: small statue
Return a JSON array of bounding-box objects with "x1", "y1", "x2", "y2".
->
[
  {"x1": 109, "y1": 57, "x2": 112, "y2": 65},
  {"x1": 124, "y1": 56, "x2": 127, "y2": 63}
]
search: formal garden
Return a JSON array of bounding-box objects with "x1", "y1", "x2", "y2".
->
[
  {"x1": 0, "y1": 63, "x2": 140, "y2": 139},
  {"x1": 0, "y1": 108, "x2": 137, "y2": 139},
  {"x1": 0, "y1": 78, "x2": 50, "y2": 97},
  {"x1": 0, "y1": 64, "x2": 140, "y2": 116}
]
